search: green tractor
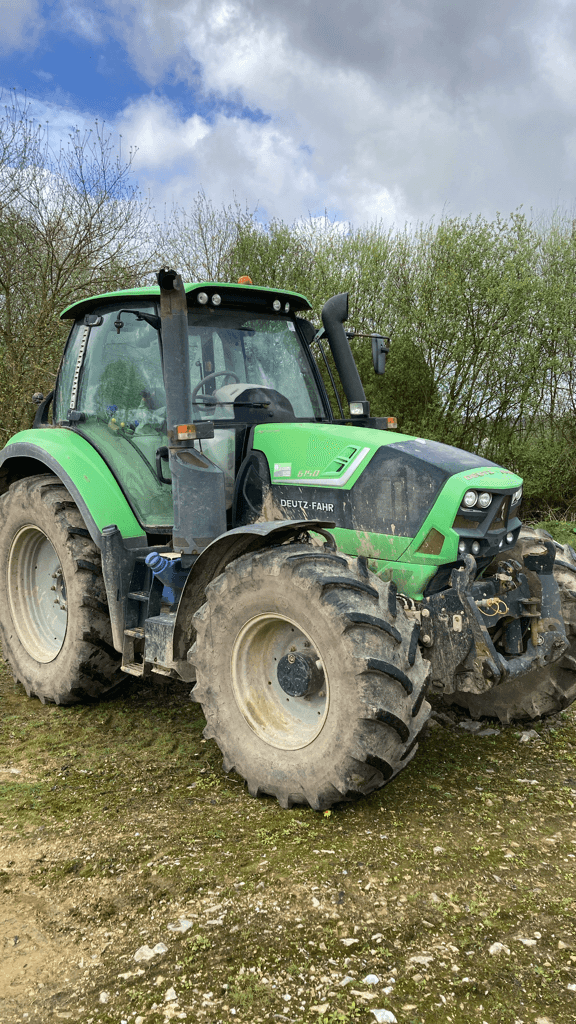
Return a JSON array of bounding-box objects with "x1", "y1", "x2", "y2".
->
[{"x1": 1, "y1": 269, "x2": 575, "y2": 809}]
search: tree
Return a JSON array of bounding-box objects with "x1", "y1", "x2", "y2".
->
[{"x1": 0, "y1": 92, "x2": 154, "y2": 445}]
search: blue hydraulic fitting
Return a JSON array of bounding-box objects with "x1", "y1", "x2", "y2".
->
[{"x1": 145, "y1": 552, "x2": 190, "y2": 605}]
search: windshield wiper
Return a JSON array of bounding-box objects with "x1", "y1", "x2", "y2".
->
[{"x1": 194, "y1": 397, "x2": 271, "y2": 408}]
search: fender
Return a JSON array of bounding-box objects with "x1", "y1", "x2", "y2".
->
[
  {"x1": 0, "y1": 430, "x2": 145, "y2": 545},
  {"x1": 172, "y1": 518, "x2": 336, "y2": 663}
]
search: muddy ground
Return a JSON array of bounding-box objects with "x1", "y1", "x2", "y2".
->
[{"x1": 1, "y1": 656, "x2": 576, "y2": 1024}]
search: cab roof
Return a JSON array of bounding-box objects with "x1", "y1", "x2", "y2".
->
[{"x1": 60, "y1": 282, "x2": 312, "y2": 320}]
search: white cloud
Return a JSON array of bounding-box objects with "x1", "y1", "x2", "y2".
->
[
  {"x1": 57, "y1": 0, "x2": 106, "y2": 44},
  {"x1": 104, "y1": 0, "x2": 576, "y2": 225},
  {"x1": 118, "y1": 97, "x2": 325, "y2": 221},
  {"x1": 537, "y1": 12, "x2": 576, "y2": 105},
  {"x1": 119, "y1": 95, "x2": 210, "y2": 171},
  {"x1": 0, "y1": 0, "x2": 44, "y2": 53},
  {"x1": 6, "y1": 0, "x2": 576, "y2": 226}
]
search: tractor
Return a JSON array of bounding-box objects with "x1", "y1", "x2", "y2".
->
[{"x1": 1, "y1": 269, "x2": 575, "y2": 809}]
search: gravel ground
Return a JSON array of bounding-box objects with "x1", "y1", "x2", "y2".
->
[{"x1": 1, "y1": 659, "x2": 576, "y2": 1024}]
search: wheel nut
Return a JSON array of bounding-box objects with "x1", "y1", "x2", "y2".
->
[{"x1": 288, "y1": 654, "x2": 296, "y2": 663}]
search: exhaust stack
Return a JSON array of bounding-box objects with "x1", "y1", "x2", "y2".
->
[
  {"x1": 321, "y1": 293, "x2": 369, "y2": 415},
  {"x1": 157, "y1": 268, "x2": 226, "y2": 558}
]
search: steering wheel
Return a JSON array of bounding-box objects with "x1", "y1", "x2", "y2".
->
[{"x1": 191, "y1": 370, "x2": 240, "y2": 407}]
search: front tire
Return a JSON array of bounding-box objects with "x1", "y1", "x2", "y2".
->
[
  {"x1": 0, "y1": 475, "x2": 124, "y2": 704},
  {"x1": 190, "y1": 542, "x2": 431, "y2": 809}
]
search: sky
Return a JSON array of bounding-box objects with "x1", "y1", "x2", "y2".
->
[{"x1": 1, "y1": 0, "x2": 575, "y2": 227}]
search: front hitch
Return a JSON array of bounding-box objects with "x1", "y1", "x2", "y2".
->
[{"x1": 422, "y1": 545, "x2": 568, "y2": 696}]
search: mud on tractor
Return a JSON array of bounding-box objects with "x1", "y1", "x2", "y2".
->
[{"x1": 1, "y1": 269, "x2": 575, "y2": 810}]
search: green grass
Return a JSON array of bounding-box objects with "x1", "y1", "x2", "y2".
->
[{"x1": 524, "y1": 516, "x2": 576, "y2": 547}]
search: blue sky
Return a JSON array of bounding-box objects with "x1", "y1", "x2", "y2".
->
[
  {"x1": 1, "y1": 5, "x2": 268, "y2": 127},
  {"x1": 1, "y1": 0, "x2": 576, "y2": 226}
]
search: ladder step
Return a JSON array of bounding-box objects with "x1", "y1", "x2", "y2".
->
[
  {"x1": 123, "y1": 664, "x2": 145, "y2": 677},
  {"x1": 124, "y1": 627, "x2": 145, "y2": 638},
  {"x1": 128, "y1": 591, "x2": 149, "y2": 602}
]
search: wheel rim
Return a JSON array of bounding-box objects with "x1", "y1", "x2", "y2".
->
[
  {"x1": 8, "y1": 526, "x2": 68, "y2": 662},
  {"x1": 231, "y1": 613, "x2": 329, "y2": 750}
]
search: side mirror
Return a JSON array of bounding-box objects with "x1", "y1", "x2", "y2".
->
[{"x1": 372, "y1": 334, "x2": 390, "y2": 375}]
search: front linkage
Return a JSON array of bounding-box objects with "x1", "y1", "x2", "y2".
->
[{"x1": 411, "y1": 542, "x2": 568, "y2": 703}]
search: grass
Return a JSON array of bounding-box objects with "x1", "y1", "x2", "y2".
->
[
  {"x1": 523, "y1": 516, "x2": 576, "y2": 548},
  {"x1": 1, "y1": 661, "x2": 576, "y2": 1024}
]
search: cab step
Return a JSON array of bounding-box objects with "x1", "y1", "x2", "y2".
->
[{"x1": 122, "y1": 626, "x2": 145, "y2": 676}]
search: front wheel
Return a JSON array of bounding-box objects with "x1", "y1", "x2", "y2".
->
[
  {"x1": 190, "y1": 542, "x2": 430, "y2": 809},
  {"x1": 0, "y1": 475, "x2": 124, "y2": 704}
]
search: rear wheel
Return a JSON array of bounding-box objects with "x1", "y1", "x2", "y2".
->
[
  {"x1": 190, "y1": 542, "x2": 431, "y2": 809},
  {"x1": 446, "y1": 528, "x2": 576, "y2": 722},
  {"x1": 0, "y1": 475, "x2": 124, "y2": 704}
]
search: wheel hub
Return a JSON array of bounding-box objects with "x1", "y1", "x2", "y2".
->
[
  {"x1": 231, "y1": 613, "x2": 329, "y2": 750},
  {"x1": 7, "y1": 526, "x2": 68, "y2": 662},
  {"x1": 277, "y1": 651, "x2": 324, "y2": 697}
]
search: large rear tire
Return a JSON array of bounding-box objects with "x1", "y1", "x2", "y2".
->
[
  {"x1": 190, "y1": 542, "x2": 431, "y2": 809},
  {"x1": 0, "y1": 475, "x2": 124, "y2": 704},
  {"x1": 445, "y1": 527, "x2": 576, "y2": 722}
]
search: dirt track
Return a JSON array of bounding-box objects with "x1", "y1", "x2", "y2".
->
[{"x1": 1, "y1": 662, "x2": 576, "y2": 1024}]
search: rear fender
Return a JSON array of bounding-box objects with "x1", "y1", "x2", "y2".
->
[
  {"x1": 0, "y1": 430, "x2": 146, "y2": 546},
  {"x1": 172, "y1": 518, "x2": 335, "y2": 663}
]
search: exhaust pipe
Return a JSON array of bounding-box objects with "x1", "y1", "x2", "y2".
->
[
  {"x1": 321, "y1": 293, "x2": 369, "y2": 414},
  {"x1": 157, "y1": 268, "x2": 226, "y2": 558}
]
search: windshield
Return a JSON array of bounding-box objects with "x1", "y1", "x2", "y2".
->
[{"x1": 187, "y1": 309, "x2": 327, "y2": 420}]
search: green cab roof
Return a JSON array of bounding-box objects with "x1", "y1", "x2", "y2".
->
[{"x1": 60, "y1": 282, "x2": 312, "y2": 320}]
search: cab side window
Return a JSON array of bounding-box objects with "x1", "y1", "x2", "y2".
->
[
  {"x1": 71, "y1": 303, "x2": 174, "y2": 529},
  {"x1": 78, "y1": 305, "x2": 165, "y2": 429}
]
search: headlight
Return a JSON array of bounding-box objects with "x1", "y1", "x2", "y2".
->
[
  {"x1": 462, "y1": 490, "x2": 478, "y2": 508},
  {"x1": 511, "y1": 486, "x2": 523, "y2": 505},
  {"x1": 273, "y1": 299, "x2": 282, "y2": 311},
  {"x1": 197, "y1": 291, "x2": 208, "y2": 305},
  {"x1": 477, "y1": 492, "x2": 492, "y2": 508}
]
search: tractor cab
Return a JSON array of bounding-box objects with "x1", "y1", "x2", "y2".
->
[{"x1": 56, "y1": 283, "x2": 329, "y2": 532}]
